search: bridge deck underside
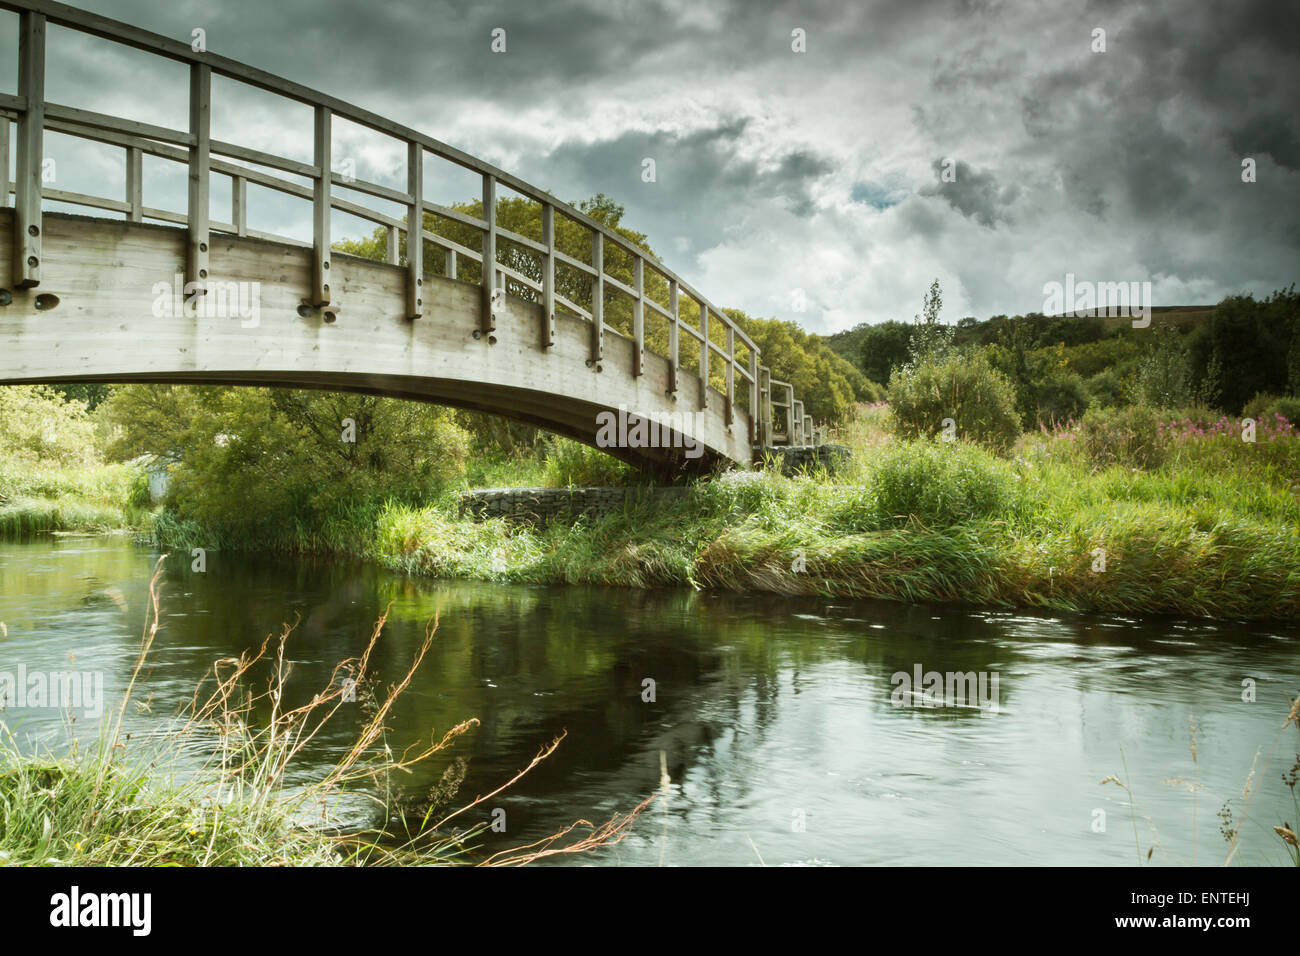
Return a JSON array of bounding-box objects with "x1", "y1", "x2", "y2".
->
[{"x1": 0, "y1": 211, "x2": 753, "y2": 470}]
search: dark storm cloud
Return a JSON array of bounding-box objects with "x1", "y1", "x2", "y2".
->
[
  {"x1": 919, "y1": 160, "x2": 1018, "y2": 227},
  {"x1": 528, "y1": 119, "x2": 835, "y2": 257},
  {"x1": 1008, "y1": 0, "x2": 1300, "y2": 285}
]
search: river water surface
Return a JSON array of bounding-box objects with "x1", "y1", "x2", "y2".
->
[{"x1": 1, "y1": 537, "x2": 1296, "y2": 866}]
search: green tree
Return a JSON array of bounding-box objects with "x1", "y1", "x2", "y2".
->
[
  {"x1": 1135, "y1": 324, "x2": 1194, "y2": 409},
  {"x1": 856, "y1": 321, "x2": 914, "y2": 385},
  {"x1": 907, "y1": 279, "x2": 954, "y2": 363},
  {"x1": 104, "y1": 385, "x2": 469, "y2": 547},
  {"x1": 1187, "y1": 286, "x2": 1299, "y2": 412},
  {"x1": 887, "y1": 349, "x2": 1022, "y2": 452}
]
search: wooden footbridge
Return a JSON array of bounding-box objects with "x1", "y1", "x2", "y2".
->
[{"x1": 0, "y1": 0, "x2": 822, "y2": 469}]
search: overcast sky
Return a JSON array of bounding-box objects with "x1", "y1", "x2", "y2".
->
[{"x1": 5, "y1": 0, "x2": 1297, "y2": 332}]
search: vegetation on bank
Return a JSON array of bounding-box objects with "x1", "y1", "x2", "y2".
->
[
  {"x1": 2, "y1": 387, "x2": 1299, "y2": 621},
  {"x1": 0, "y1": 385, "x2": 151, "y2": 537},
  {"x1": 362, "y1": 403, "x2": 1300, "y2": 621}
]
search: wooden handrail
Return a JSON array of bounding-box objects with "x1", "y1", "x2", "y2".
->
[{"x1": 0, "y1": 0, "x2": 823, "y2": 447}]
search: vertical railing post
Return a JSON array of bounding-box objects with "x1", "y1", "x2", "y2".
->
[
  {"x1": 698, "y1": 303, "x2": 710, "y2": 410},
  {"x1": 748, "y1": 349, "x2": 759, "y2": 445},
  {"x1": 385, "y1": 224, "x2": 398, "y2": 264},
  {"x1": 12, "y1": 10, "x2": 45, "y2": 288},
  {"x1": 311, "y1": 105, "x2": 331, "y2": 306},
  {"x1": 793, "y1": 399, "x2": 804, "y2": 445},
  {"x1": 542, "y1": 203, "x2": 555, "y2": 347},
  {"x1": 724, "y1": 324, "x2": 735, "y2": 426},
  {"x1": 590, "y1": 230, "x2": 603, "y2": 364},
  {"x1": 0, "y1": 116, "x2": 9, "y2": 208},
  {"x1": 667, "y1": 279, "x2": 679, "y2": 396},
  {"x1": 481, "y1": 173, "x2": 497, "y2": 333},
  {"x1": 445, "y1": 248, "x2": 456, "y2": 279},
  {"x1": 186, "y1": 62, "x2": 211, "y2": 296},
  {"x1": 785, "y1": 384, "x2": 796, "y2": 445},
  {"x1": 232, "y1": 175, "x2": 247, "y2": 237},
  {"x1": 632, "y1": 255, "x2": 644, "y2": 376},
  {"x1": 125, "y1": 146, "x2": 142, "y2": 222},
  {"x1": 406, "y1": 141, "x2": 423, "y2": 318},
  {"x1": 759, "y1": 366, "x2": 772, "y2": 447}
]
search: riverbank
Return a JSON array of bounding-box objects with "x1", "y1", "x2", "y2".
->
[
  {"x1": 377, "y1": 408, "x2": 1300, "y2": 621},
  {"x1": 0, "y1": 460, "x2": 151, "y2": 538},
  {"x1": 3, "y1": 406, "x2": 1298, "y2": 621}
]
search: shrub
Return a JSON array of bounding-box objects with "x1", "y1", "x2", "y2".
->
[
  {"x1": 870, "y1": 439, "x2": 1016, "y2": 527},
  {"x1": 1036, "y1": 370, "x2": 1090, "y2": 425},
  {"x1": 542, "y1": 438, "x2": 635, "y2": 487},
  {"x1": 887, "y1": 350, "x2": 1022, "y2": 452},
  {"x1": 1241, "y1": 392, "x2": 1280, "y2": 423},
  {"x1": 1084, "y1": 369, "x2": 1127, "y2": 409},
  {"x1": 1271, "y1": 396, "x2": 1300, "y2": 425},
  {"x1": 1243, "y1": 392, "x2": 1300, "y2": 426},
  {"x1": 1078, "y1": 405, "x2": 1168, "y2": 469}
]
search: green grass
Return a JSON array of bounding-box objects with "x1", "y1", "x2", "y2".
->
[
  {"x1": 371, "y1": 411, "x2": 1300, "y2": 620},
  {"x1": 0, "y1": 460, "x2": 151, "y2": 537}
]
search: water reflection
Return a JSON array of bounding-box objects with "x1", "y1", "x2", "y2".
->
[{"x1": 0, "y1": 538, "x2": 1295, "y2": 866}]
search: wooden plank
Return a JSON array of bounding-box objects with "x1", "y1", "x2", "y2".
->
[
  {"x1": 424, "y1": 200, "x2": 487, "y2": 231},
  {"x1": 385, "y1": 223, "x2": 397, "y2": 264},
  {"x1": 444, "y1": 248, "x2": 456, "y2": 278},
  {"x1": 329, "y1": 170, "x2": 412, "y2": 207},
  {"x1": 43, "y1": 186, "x2": 130, "y2": 213},
  {"x1": 749, "y1": 351, "x2": 760, "y2": 445},
  {"x1": 552, "y1": 246, "x2": 597, "y2": 277},
  {"x1": 496, "y1": 223, "x2": 547, "y2": 254},
  {"x1": 0, "y1": 117, "x2": 9, "y2": 209},
  {"x1": 590, "y1": 229, "x2": 603, "y2": 363},
  {"x1": 46, "y1": 101, "x2": 192, "y2": 147},
  {"x1": 632, "y1": 255, "x2": 644, "y2": 376},
  {"x1": 725, "y1": 324, "x2": 734, "y2": 426},
  {"x1": 406, "y1": 140, "x2": 422, "y2": 318},
  {"x1": 495, "y1": 260, "x2": 541, "y2": 295},
  {"x1": 210, "y1": 138, "x2": 315, "y2": 178},
  {"x1": 481, "y1": 173, "x2": 496, "y2": 332},
  {"x1": 310, "y1": 104, "x2": 330, "y2": 306},
  {"x1": 698, "y1": 303, "x2": 710, "y2": 410},
  {"x1": 601, "y1": 271, "x2": 637, "y2": 300},
  {"x1": 667, "y1": 278, "x2": 679, "y2": 395},
  {"x1": 12, "y1": 10, "x2": 44, "y2": 287},
  {"x1": 186, "y1": 62, "x2": 210, "y2": 291},
  {"x1": 421, "y1": 228, "x2": 482, "y2": 264},
  {"x1": 330, "y1": 193, "x2": 402, "y2": 231},
  {"x1": 554, "y1": 291, "x2": 591, "y2": 321},
  {"x1": 541, "y1": 203, "x2": 555, "y2": 347},
  {"x1": 125, "y1": 145, "x2": 142, "y2": 221},
  {"x1": 643, "y1": 296, "x2": 672, "y2": 320}
]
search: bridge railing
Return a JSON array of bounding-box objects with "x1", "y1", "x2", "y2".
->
[{"x1": 0, "y1": 0, "x2": 821, "y2": 449}]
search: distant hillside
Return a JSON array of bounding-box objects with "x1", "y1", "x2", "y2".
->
[
  {"x1": 816, "y1": 288, "x2": 1299, "y2": 417},
  {"x1": 820, "y1": 305, "x2": 1218, "y2": 367}
]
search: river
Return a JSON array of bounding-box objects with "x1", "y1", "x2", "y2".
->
[{"x1": 1, "y1": 537, "x2": 1296, "y2": 866}]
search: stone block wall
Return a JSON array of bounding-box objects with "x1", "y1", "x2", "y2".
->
[{"x1": 457, "y1": 486, "x2": 689, "y2": 526}]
